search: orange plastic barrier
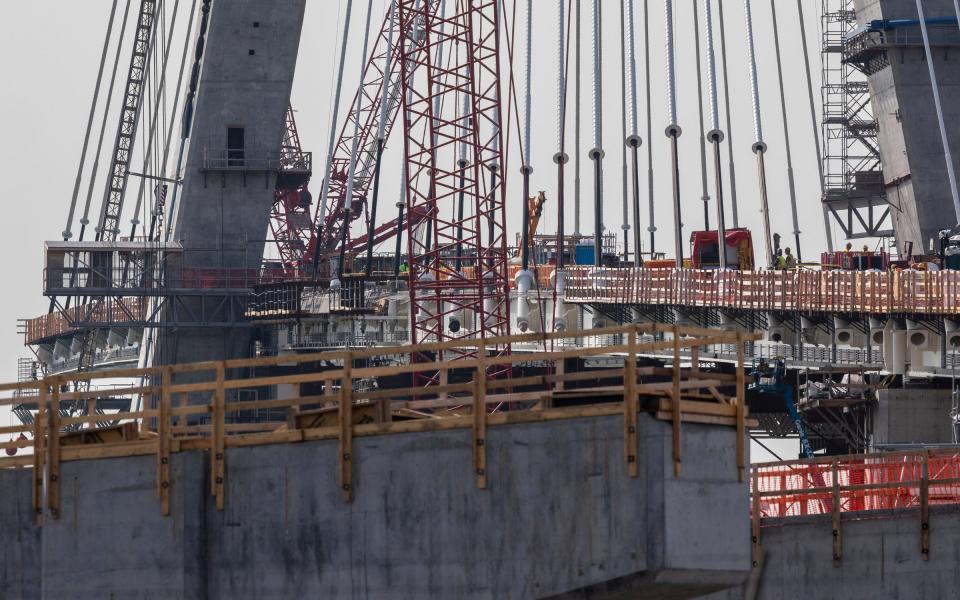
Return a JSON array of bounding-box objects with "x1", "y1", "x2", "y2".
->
[
  {"x1": 752, "y1": 450, "x2": 960, "y2": 520},
  {"x1": 565, "y1": 267, "x2": 960, "y2": 315}
]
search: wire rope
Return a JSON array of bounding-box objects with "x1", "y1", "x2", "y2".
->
[
  {"x1": 64, "y1": 0, "x2": 121, "y2": 241},
  {"x1": 770, "y1": 0, "x2": 803, "y2": 261},
  {"x1": 742, "y1": 0, "x2": 774, "y2": 268},
  {"x1": 716, "y1": 0, "x2": 739, "y2": 227}
]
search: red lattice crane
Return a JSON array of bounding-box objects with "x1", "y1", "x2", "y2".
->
[
  {"x1": 269, "y1": 0, "x2": 510, "y2": 364},
  {"x1": 269, "y1": 105, "x2": 314, "y2": 277},
  {"x1": 398, "y1": 0, "x2": 510, "y2": 358}
]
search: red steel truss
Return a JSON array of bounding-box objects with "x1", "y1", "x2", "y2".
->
[
  {"x1": 269, "y1": 106, "x2": 313, "y2": 276},
  {"x1": 304, "y1": 4, "x2": 437, "y2": 268},
  {"x1": 398, "y1": 0, "x2": 510, "y2": 360}
]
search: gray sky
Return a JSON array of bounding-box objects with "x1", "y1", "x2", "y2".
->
[{"x1": 0, "y1": 0, "x2": 822, "y2": 459}]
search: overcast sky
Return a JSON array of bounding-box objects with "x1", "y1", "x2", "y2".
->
[{"x1": 0, "y1": 0, "x2": 829, "y2": 459}]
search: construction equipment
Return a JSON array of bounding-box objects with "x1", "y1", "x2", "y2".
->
[
  {"x1": 689, "y1": 228, "x2": 755, "y2": 270},
  {"x1": 749, "y1": 357, "x2": 815, "y2": 458}
]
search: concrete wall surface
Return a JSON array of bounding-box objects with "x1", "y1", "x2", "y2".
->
[
  {"x1": 874, "y1": 388, "x2": 956, "y2": 446},
  {"x1": 854, "y1": 0, "x2": 960, "y2": 251},
  {"x1": 0, "y1": 414, "x2": 750, "y2": 599},
  {"x1": 0, "y1": 468, "x2": 40, "y2": 599},
  {"x1": 699, "y1": 505, "x2": 960, "y2": 600}
]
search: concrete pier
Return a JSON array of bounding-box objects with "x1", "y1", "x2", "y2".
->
[
  {"x1": 701, "y1": 506, "x2": 960, "y2": 600},
  {"x1": 1, "y1": 414, "x2": 749, "y2": 599}
]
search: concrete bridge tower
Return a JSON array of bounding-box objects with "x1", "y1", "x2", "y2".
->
[
  {"x1": 161, "y1": 0, "x2": 307, "y2": 365},
  {"x1": 850, "y1": 0, "x2": 960, "y2": 253}
]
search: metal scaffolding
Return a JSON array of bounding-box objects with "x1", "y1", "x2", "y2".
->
[{"x1": 820, "y1": 0, "x2": 893, "y2": 241}]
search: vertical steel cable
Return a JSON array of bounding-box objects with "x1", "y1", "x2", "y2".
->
[
  {"x1": 796, "y1": 0, "x2": 832, "y2": 251},
  {"x1": 555, "y1": 0, "x2": 570, "y2": 271},
  {"x1": 645, "y1": 0, "x2": 656, "y2": 254},
  {"x1": 770, "y1": 0, "x2": 803, "y2": 261},
  {"x1": 64, "y1": 0, "x2": 121, "y2": 241},
  {"x1": 590, "y1": 0, "x2": 605, "y2": 267},
  {"x1": 149, "y1": 0, "x2": 198, "y2": 242},
  {"x1": 743, "y1": 0, "x2": 774, "y2": 268},
  {"x1": 574, "y1": 0, "x2": 582, "y2": 237},
  {"x1": 131, "y1": 0, "x2": 182, "y2": 240},
  {"x1": 664, "y1": 0, "x2": 684, "y2": 267},
  {"x1": 366, "y1": 0, "x2": 398, "y2": 276},
  {"x1": 619, "y1": 0, "x2": 630, "y2": 262},
  {"x1": 372, "y1": 0, "x2": 398, "y2": 269},
  {"x1": 79, "y1": 0, "x2": 135, "y2": 242},
  {"x1": 626, "y1": 0, "x2": 643, "y2": 262},
  {"x1": 340, "y1": 0, "x2": 376, "y2": 279},
  {"x1": 315, "y1": 0, "x2": 355, "y2": 245},
  {"x1": 520, "y1": 0, "x2": 533, "y2": 271},
  {"x1": 692, "y1": 0, "x2": 711, "y2": 230},
  {"x1": 704, "y1": 0, "x2": 727, "y2": 270},
  {"x1": 164, "y1": 0, "x2": 211, "y2": 236},
  {"x1": 917, "y1": 0, "x2": 960, "y2": 226},
  {"x1": 717, "y1": 0, "x2": 739, "y2": 227}
]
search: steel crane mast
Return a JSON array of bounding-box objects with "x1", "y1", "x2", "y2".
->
[{"x1": 398, "y1": 0, "x2": 510, "y2": 358}]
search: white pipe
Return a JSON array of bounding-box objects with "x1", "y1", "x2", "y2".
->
[
  {"x1": 892, "y1": 329, "x2": 907, "y2": 375},
  {"x1": 516, "y1": 269, "x2": 533, "y2": 332},
  {"x1": 917, "y1": 0, "x2": 960, "y2": 226}
]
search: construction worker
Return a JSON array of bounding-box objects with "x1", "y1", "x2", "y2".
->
[
  {"x1": 784, "y1": 247, "x2": 797, "y2": 270},
  {"x1": 775, "y1": 248, "x2": 786, "y2": 270}
]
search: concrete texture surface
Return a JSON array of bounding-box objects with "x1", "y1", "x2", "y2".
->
[
  {"x1": 0, "y1": 468, "x2": 40, "y2": 600},
  {"x1": 700, "y1": 505, "x2": 960, "y2": 600},
  {"x1": 855, "y1": 0, "x2": 960, "y2": 252},
  {"x1": 163, "y1": 0, "x2": 307, "y2": 367},
  {"x1": 1, "y1": 414, "x2": 750, "y2": 599},
  {"x1": 874, "y1": 388, "x2": 956, "y2": 446}
]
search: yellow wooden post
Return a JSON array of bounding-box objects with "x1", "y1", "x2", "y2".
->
[
  {"x1": 473, "y1": 341, "x2": 488, "y2": 489},
  {"x1": 831, "y1": 459, "x2": 842, "y2": 567},
  {"x1": 158, "y1": 367, "x2": 172, "y2": 515},
  {"x1": 339, "y1": 352, "x2": 354, "y2": 502},
  {"x1": 48, "y1": 379, "x2": 61, "y2": 520},
  {"x1": 736, "y1": 333, "x2": 746, "y2": 482},
  {"x1": 624, "y1": 326, "x2": 638, "y2": 477},
  {"x1": 32, "y1": 382, "x2": 46, "y2": 525},
  {"x1": 751, "y1": 464, "x2": 762, "y2": 569},
  {"x1": 671, "y1": 326, "x2": 682, "y2": 477},
  {"x1": 921, "y1": 452, "x2": 930, "y2": 560},
  {"x1": 212, "y1": 363, "x2": 226, "y2": 510}
]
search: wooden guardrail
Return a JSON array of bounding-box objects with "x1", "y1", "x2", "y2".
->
[
  {"x1": 567, "y1": 267, "x2": 960, "y2": 316},
  {"x1": 1, "y1": 324, "x2": 758, "y2": 524}
]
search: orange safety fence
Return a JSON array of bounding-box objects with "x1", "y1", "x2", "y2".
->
[
  {"x1": 566, "y1": 267, "x2": 960, "y2": 315},
  {"x1": 24, "y1": 298, "x2": 148, "y2": 345},
  {"x1": 752, "y1": 449, "x2": 960, "y2": 521}
]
